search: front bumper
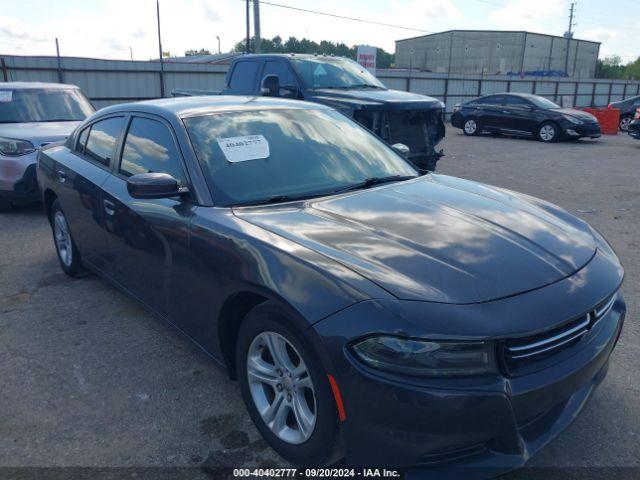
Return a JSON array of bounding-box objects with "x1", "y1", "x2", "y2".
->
[
  {"x1": 312, "y1": 249, "x2": 625, "y2": 474},
  {"x1": 563, "y1": 122, "x2": 601, "y2": 138},
  {"x1": 0, "y1": 151, "x2": 40, "y2": 203},
  {"x1": 628, "y1": 121, "x2": 640, "y2": 139}
]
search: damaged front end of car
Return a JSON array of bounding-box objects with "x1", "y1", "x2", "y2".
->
[{"x1": 354, "y1": 108, "x2": 445, "y2": 173}]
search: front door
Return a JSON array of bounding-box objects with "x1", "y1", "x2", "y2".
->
[
  {"x1": 54, "y1": 116, "x2": 126, "y2": 273},
  {"x1": 100, "y1": 115, "x2": 194, "y2": 316}
]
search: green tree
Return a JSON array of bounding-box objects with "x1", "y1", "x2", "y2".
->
[
  {"x1": 596, "y1": 55, "x2": 640, "y2": 80},
  {"x1": 233, "y1": 35, "x2": 395, "y2": 68},
  {"x1": 184, "y1": 48, "x2": 212, "y2": 56}
]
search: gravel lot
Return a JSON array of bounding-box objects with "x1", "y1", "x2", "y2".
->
[{"x1": 1, "y1": 127, "x2": 638, "y2": 477}]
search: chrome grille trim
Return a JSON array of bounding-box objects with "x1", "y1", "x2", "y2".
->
[
  {"x1": 509, "y1": 327, "x2": 590, "y2": 360},
  {"x1": 507, "y1": 315, "x2": 591, "y2": 353},
  {"x1": 595, "y1": 295, "x2": 616, "y2": 320},
  {"x1": 503, "y1": 292, "x2": 617, "y2": 374}
]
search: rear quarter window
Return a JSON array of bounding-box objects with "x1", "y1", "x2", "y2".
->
[{"x1": 228, "y1": 61, "x2": 259, "y2": 93}]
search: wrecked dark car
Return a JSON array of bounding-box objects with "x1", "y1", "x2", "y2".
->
[{"x1": 174, "y1": 54, "x2": 446, "y2": 172}]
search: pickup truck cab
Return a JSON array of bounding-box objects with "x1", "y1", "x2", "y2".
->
[{"x1": 177, "y1": 54, "x2": 446, "y2": 172}]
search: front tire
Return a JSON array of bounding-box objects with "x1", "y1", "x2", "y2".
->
[
  {"x1": 50, "y1": 200, "x2": 82, "y2": 277},
  {"x1": 463, "y1": 118, "x2": 480, "y2": 136},
  {"x1": 538, "y1": 122, "x2": 558, "y2": 142},
  {"x1": 0, "y1": 199, "x2": 12, "y2": 213},
  {"x1": 620, "y1": 115, "x2": 632, "y2": 132},
  {"x1": 236, "y1": 302, "x2": 340, "y2": 466}
]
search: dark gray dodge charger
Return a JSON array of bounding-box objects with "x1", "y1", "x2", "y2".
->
[{"x1": 37, "y1": 96, "x2": 625, "y2": 474}]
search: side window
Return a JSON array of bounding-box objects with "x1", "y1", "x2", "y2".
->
[
  {"x1": 473, "y1": 96, "x2": 498, "y2": 105},
  {"x1": 84, "y1": 117, "x2": 125, "y2": 166},
  {"x1": 120, "y1": 117, "x2": 186, "y2": 185},
  {"x1": 228, "y1": 61, "x2": 259, "y2": 93},
  {"x1": 76, "y1": 126, "x2": 90, "y2": 153},
  {"x1": 262, "y1": 61, "x2": 295, "y2": 86},
  {"x1": 504, "y1": 96, "x2": 530, "y2": 106}
]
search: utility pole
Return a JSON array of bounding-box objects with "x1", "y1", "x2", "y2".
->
[
  {"x1": 129, "y1": 47, "x2": 133, "y2": 61},
  {"x1": 563, "y1": 1, "x2": 576, "y2": 76},
  {"x1": 253, "y1": 0, "x2": 261, "y2": 53},
  {"x1": 216, "y1": 36, "x2": 221, "y2": 54},
  {"x1": 156, "y1": 0, "x2": 165, "y2": 97},
  {"x1": 55, "y1": 38, "x2": 63, "y2": 83},
  {"x1": 245, "y1": 0, "x2": 251, "y2": 54}
]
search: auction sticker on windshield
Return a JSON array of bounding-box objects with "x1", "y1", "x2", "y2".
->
[
  {"x1": 217, "y1": 135, "x2": 270, "y2": 163},
  {"x1": 0, "y1": 91, "x2": 12, "y2": 102}
]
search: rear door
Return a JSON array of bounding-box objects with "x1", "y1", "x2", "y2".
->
[
  {"x1": 100, "y1": 114, "x2": 195, "y2": 316},
  {"x1": 472, "y1": 95, "x2": 505, "y2": 130},
  {"x1": 54, "y1": 116, "x2": 125, "y2": 273}
]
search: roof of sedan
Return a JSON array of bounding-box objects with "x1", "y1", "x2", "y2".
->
[
  {"x1": 0, "y1": 82, "x2": 81, "y2": 90},
  {"x1": 93, "y1": 95, "x2": 331, "y2": 119}
]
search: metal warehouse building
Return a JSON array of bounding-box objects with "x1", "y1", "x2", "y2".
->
[{"x1": 395, "y1": 30, "x2": 600, "y2": 78}]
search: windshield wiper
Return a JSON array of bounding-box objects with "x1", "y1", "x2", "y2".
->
[
  {"x1": 40, "y1": 118, "x2": 79, "y2": 122},
  {"x1": 232, "y1": 194, "x2": 313, "y2": 207},
  {"x1": 348, "y1": 84, "x2": 384, "y2": 89},
  {"x1": 333, "y1": 175, "x2": 417, "y2": 194}
]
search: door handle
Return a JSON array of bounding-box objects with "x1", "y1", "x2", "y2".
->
[
  {"x1": 57, "y1": 170, "x2": 67, "y2": 183},
  {"x1": 501, "y1": 110, "x2": 512, "y2": 114},
  {"x1": 103, "y1": 199, "x2": 116, "y2": 216}
]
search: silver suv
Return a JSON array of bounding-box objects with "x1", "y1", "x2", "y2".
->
[{"x1": 0, "y1": 82, "x2": 94, "y2": 211}]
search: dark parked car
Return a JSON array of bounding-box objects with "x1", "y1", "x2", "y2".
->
[
  {"x1": 451, "y1": 93, "x2": 601, "y2": 142},
  {"x1": 174, "y1": 54, "x2": 446, "y2": 172},
  {"x1": 0, "y1": 82, "x2": 94, "y2": 212},
  {"x1": 609, "y1": 95, "x2": 640, "y2": 131},
  {"x1": 37, "y1": 96, "x2": 625, "y2": 473},
  {"x1": 627, "y1": 108, "x2": 640, "y2": 140}
]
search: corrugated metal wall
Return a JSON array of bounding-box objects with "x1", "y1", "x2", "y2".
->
[
  {"x1": 395, "y1": 31, "x2": 600, "y2": 77},
  {"x1": 0, "y1": 55, "x2": 227, "y2": 109},
  {"x1": 2, "y1": 55, "x2": 639, "y2": 115}
]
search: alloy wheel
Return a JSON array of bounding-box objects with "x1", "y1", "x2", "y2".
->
[
  {"x1": 247, "y1": 331, "x2": 317, "y2": 445},
  {"x1": 539, "y1": 124, "x2": 556, "y2": 142},
  {"x1": 620, "y1": 116, "x2": 631, "y2": 131},
  {"x1": 464, "y1": 119, "x2": 478, "y2": 135},
  {"x1": 53, "y1": 211, "x2": 73, "y2": 267}
]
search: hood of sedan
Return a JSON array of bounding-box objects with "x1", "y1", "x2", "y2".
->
[
  {"x1": 553, "y1": 108, "x2": 598, "y2": 122},
  {"x1": 0, "y1": 121, "x2": 81, "y2": 146},
  {"x1": 235, "y1": 175, "x2": 597, "y2": 304}
]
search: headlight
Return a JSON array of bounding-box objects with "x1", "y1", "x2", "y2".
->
[
  {"x1": 350, "y1": 335, "x2": 496, "y2": 377},
  {"x1": 0, "y1": 136, "x2": 36, "y2": 156},
  {"x1": 562, "y1": 114, "x2": 583, "y2": 125}
]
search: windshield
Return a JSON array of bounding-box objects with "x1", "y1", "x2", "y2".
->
[
  {"x1": 184, "y1": 108, "x2": 417, "y2": 207},
  {"x1": 0, "y1": 88, "x2": 94, "y2": 123},
  {"x1": 290, "y1": 57, "x2": 385, "y2": 90},
  {"x1": 528, "y1": 95, "x2": 561, "y2": 110}
]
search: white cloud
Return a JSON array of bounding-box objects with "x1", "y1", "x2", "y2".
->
[
  {"x1": 489, "y1": 0, "x2": 566, "y2": 31},
  {"x1": 582, "y1": 28, "x2": 619, "y2": 43}
]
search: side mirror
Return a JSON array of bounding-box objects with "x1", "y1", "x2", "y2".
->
[
  {"x1": 126, "y1": 172, "x2": 186, "y2": 199},
  {"x1": 261, "y1": 74, "x2": 280, "y2": 97},
  {"x1": 280, "y1": 84, "x2": 299, "y2": 99},
  {"x1": 391, "y1": 143, "x2": 410, "y2": 159}
]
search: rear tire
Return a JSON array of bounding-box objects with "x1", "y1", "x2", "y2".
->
[
  {"x1": 50, "y1": 199, "x2": 83, "y2": 277},
  {"x1": 620, "y1": 115, "x2": 632, "y2": 132},
  {"x1": 236, "y1": 302, "x2": 341, "y2": 466},
  {"x1": 538, "y1": 121, "x2": 558, "y2": 142},
  {"x1": 463, "y1": 118, "x2": 480, "y2": 136}
]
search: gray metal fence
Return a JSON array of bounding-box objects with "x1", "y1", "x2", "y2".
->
[{"x1": 2, "y1": 54, "x2": 639, "y2": 113}]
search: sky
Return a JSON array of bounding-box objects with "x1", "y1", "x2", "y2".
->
[{"x1": 0, "y1": 0, "x2": 638, "y2": 62}]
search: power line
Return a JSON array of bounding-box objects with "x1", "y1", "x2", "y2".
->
[{"x1": 245, "y1": 0, "x2": 433, "y2": 33}]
